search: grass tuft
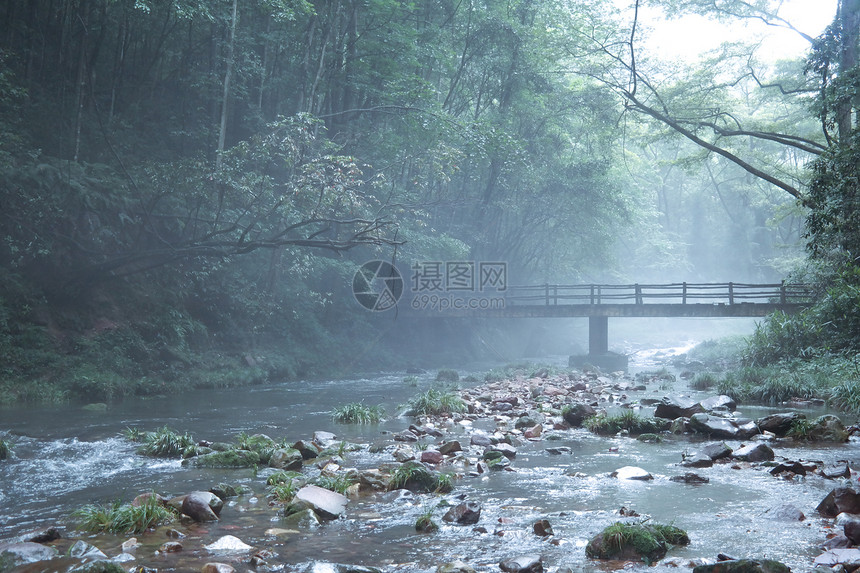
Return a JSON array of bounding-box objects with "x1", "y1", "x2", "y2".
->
[
  {"x1": 331, "y1": 402, "x2": 385, "y2": 424},
  {"x1": 137, "y1": 426, "x2": 196, "y2": 457},
  {"x1": 406, "y1": 388, "x2": 466, "y2": 416},
  {"x1": 73, "y1": 495, "x2": 175, "y2": 534}
]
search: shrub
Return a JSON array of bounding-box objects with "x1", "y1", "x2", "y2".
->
[
  {"x1": 690, "y1": 372, "x2": 719, "y2": 390},
  {"x1": 435, "y1": 369, "x2": 460, "y2": 382},
  {"x1": 331, "y1": 402, "x2": 385, "y2": 424}
]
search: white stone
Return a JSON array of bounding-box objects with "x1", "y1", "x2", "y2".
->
[{"x1": 204, "y1": 535, "x2": 254, "y2": 553}]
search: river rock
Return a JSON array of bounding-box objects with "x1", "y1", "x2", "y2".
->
[
  {"x1": 488, "y1": 443, "x2": 517, "y2": 459},
  {"x1": 313, "y1": 431, "x2": 337, "y2": 447},
  {"x1": 0, "y1": 541, "x2": 59, "y2": 570},
  {"x1": 294, "y1": 485, "x2": 348, "y2": 520},
  {"x1": 699, "y1": 395, "x2": 736, "y2": 412},
  {"x1": 818, "y1": 487, "x2": 860, "y2": 517},
  {"x1": 438, "y1": 440, "x2": 462, "y2": 455},
  {"x1": 394, "y1": 430, "x2": 419, "y2": 442},
  {"x1": 533, "y1": 519, "x2": 554, "y2": 536},
  {"x1": 470, "y1": 433, "x2": 493, "y2": 447},
  {"x1": 392, "y1": 446, "x2": 415, "y2": 462},
  {"x1": 562, "y1": 403, "x2": 596, "y2": 427},
  {"x1": 437, "y1": 561, "x2": 476, "y2": 573},
  {"x1": 755, "y1": 412, "x2": 804, "y2": 436},
  {"x1": 655, "y1": 396, "x2": 704, "y2": 420},
  {"x1": 292, "y1": 440, "x2": 321, "y2": 458},
  {"x1": 202, "y1": 564, "x2": 236, "y2": 573},
  {"x1": 690, "y1": 413, "x2": 759, "y2": 439},
  {"x1": 269, "y1": 448, "x2": 304, "y2": 470},
  {"x1": 204, "y1": 535, "x2": 254, "y2": 553},
  {"x1": 680, "y1": 452, "x2": 713, "y2": 468},
  {"x1": 182, "y1": 491, "x2": 223, "y2": 521},
  {"x1": 808, "y1": 415, "x2": 849, "y2": 442},
  {"x1": 764, "y1": 503, "x2": 805, "y2": 521},
  {"x1": 611, "y1": 466, "x2": 653, "y2": 480},
  {"x1": 282, "y1": 507, "x2": 321, "y2": 528},
  {"x1": 442, "y1": 501, "x2": 481, "y2": 525},
  {"x1": 499, "y1": 554, "x2": 542, "y2": 573},
  {"x1": 421, "y1": 450, "x2": 444, "y2": 464},
  {"x1": 68, "y1": 540, "x2": 107, "y2": 560},
  {"x1": 692, "y1": 559, "x2": 791, "y2": 572},
  {"x1": 523, "y1": 424, "x2": 543, "y2": 439},
  {"x1": 158, "y1": 541, "x2": 183, "y2": 553},
  {"x1": 732, "y1": 443, "x2": 774, "y2": 462},
  {"x1": 700, "y1": 442, "x2": 734, "y2": 460},
  {"x1": 821, "y1": 461, "x2": 851, "y2": 479},
  {"x1": 16, "y1": 527, "x2": 62, "y2": 543},
  {"x1": 185, "y1": 449, "x2": 260, "y2": 468},
  {"x1": 813, "y1": 548, "x2": 860, "y2": 569},
  {"x1": 586, "y1": 522, "x2": 689, "y2": 562},
  {"x1": 68, "y1": 561, "x2": 128, "y2": 572},
  {"x1": 670, "y1": 472, "x2": 709, "y2": 484}
]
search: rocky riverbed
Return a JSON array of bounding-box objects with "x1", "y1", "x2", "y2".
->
[{"x1": 3, "y1": 364, "x2": 860, "y2": 573}]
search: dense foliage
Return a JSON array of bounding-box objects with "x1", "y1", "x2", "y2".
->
[{"x1": 0, "y1": 0, "x2": 854, "y2": 403}]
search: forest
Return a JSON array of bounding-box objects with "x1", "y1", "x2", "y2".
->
[{"x1": 0, "y1": 0, "x2": 858, "y2": 405}]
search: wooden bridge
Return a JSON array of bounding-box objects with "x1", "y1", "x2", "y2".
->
[{"x1": 409, "y1": 282, "x2": 813, "y2": 366}]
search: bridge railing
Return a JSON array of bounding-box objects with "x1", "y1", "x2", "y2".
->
[{"x1": 502, "y1": 282, "x2": 813, "y2": 306}]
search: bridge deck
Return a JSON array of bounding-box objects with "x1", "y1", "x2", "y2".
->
[{"x1": 406, "y1": 282, "x2": 813, "y2": 318}]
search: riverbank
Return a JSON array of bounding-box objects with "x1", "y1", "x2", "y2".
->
[{"x1": 2, "y1": 358, "x2": 860, "y2": 572}]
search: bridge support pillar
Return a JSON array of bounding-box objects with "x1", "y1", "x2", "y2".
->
[
  {"x1": 589, "y1": 316, "x2": 609, "y2": 356},
  {"x1": 569, "y1": 316, "x2": 628, "y2": 371}
]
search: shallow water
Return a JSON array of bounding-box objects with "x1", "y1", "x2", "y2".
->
[{"x1": 0, "y1": 356, "x2": 857, "y2": 572}]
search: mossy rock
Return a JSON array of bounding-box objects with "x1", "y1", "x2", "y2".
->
[
  {"x1": 388, "y1": 461, "x2": 442, "y2": 493},
  {"x1": 586, "y1": 522, "x2": 689, "y2": 564},
  {"x1": 183, "y1": 448, "x2": 260, "y2": 468},
  {"x1": 692, "y1": 559, "x2": 790, "y2": 573},
  {"x1": 68, "y1": 561, "x2": 128, "y2": 573}
]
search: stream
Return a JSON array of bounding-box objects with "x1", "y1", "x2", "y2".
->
[{"x1": 0, "y1": 344, "x2": 857, "y2": 572}]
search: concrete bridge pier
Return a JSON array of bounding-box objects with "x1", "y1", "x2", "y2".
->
[{"x1": 569, "y1": 316, "x2": 629, "y2": 372}]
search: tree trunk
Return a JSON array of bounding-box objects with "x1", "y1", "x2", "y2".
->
[
  {"x1": 838, "y1": 0, "x2": 860, "y2": 141},
  {"x1": 217, "y1": 0, "x2": 238, "y2": 169}
]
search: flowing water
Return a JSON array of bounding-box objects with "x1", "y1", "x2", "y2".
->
[{"x1": 0, "y1": 349, "x2": 856, "y2": 572}]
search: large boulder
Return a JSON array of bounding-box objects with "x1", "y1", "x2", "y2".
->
[
  {"x1": 442, "y1": 501, "x2": 482, "y2": 525},
  {"x1": 813, "y1": 548, "x2": 860, "y2": 570},
  {"x1": 0, "y1": 542, "x2": 59, "y2": 571},
  {"x1": 204, "y1": 535, "x2": 254, "y2": 553},
  {"x1": 611, "y1": 466, "x2": 653, "y2": 481},
  {"x1": 755, "y1": 412, "x2": 804, "y2": 436},
  {"x1": 181, "y1": 491, "x2": 223, "y2": 522},
  {"x1": 818, "y1": 487, "x2": 860, "y2": 517},
  {"x1": 655, "y1": 397, "x2": 704, "y2": 420},
  {"x1": 269, "y1": 448, "x2": 303, "y2": 470},
  {"x1": 689, "y1": 414, "x2": 759, "y2": 439},
  {"x1": 499, "y1": 555, "x2": 542, "y2": 573},
  {"x1": 562, "y1": 403, "x2": 596, "y2": 427},
  {"x1": 731, "y1": 443, "x2": 774, "y2": 462},
  {"x1": 692, "y1": 559, "x2": 790, "y2": 572},
  {"x1": 293, "y1": 485, "x2": 348, "y2": 520},
  {"x1": 184, "y1": 449, "x2": 260, "y2": 468},
  {"x1": 807, "y1": 415, "x2": 849, "y2": 442},
  {"x1": 699, "y1": 395, "x2": 737, "y2": 412},
  {"x1": 68, "y1": 561, "x2": 128, "y2": 573},
  {"x1": 586, "y1": 522, "x2": 689, "y2": 563}
]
